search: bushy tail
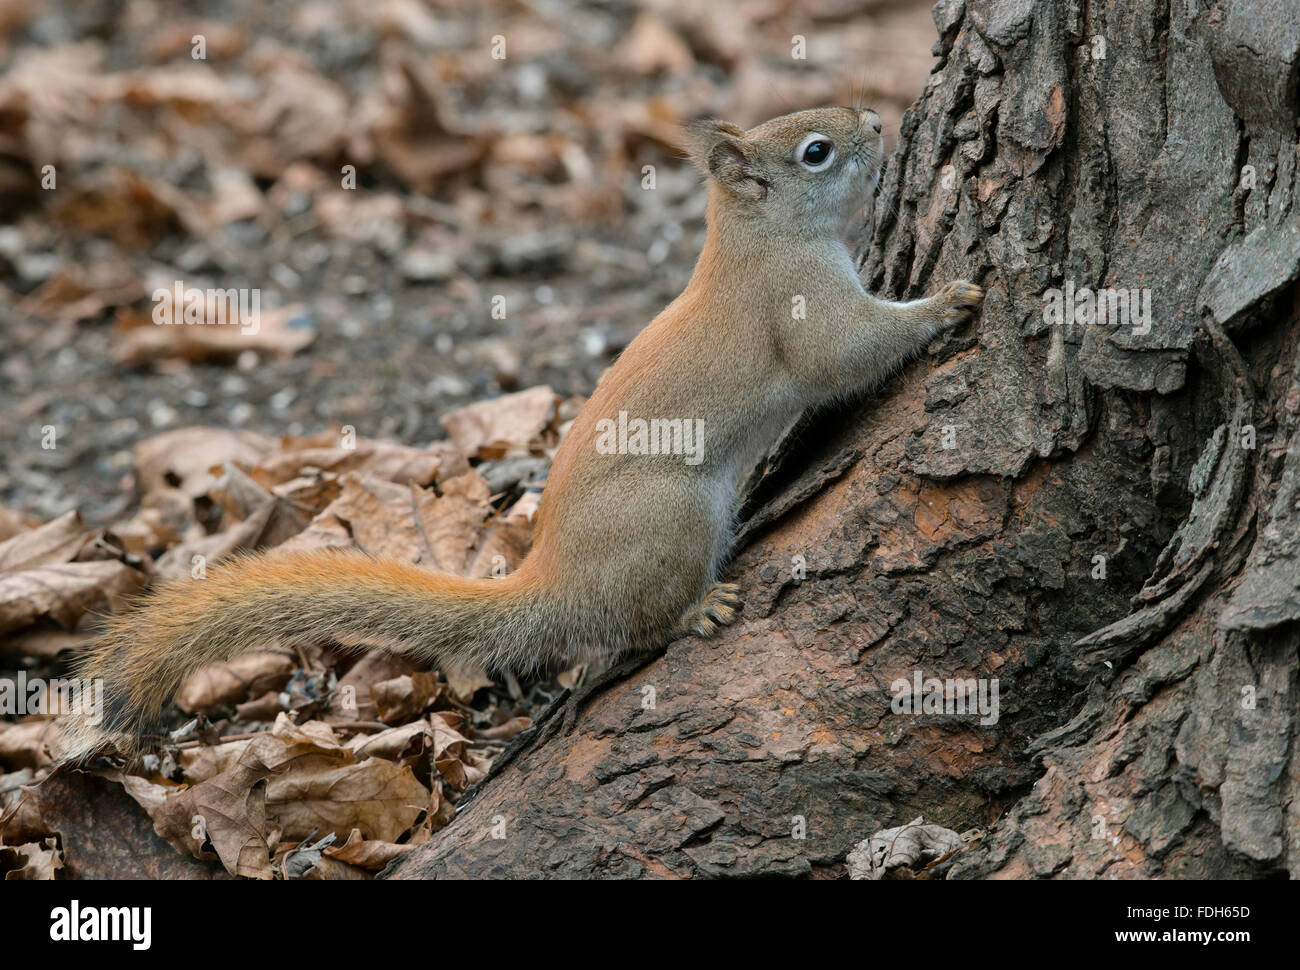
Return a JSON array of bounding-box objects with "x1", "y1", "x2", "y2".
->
[{"x1": 59, "y1": 548, "x2": 550, "y2": 762}]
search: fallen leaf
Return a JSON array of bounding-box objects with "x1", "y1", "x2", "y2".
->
[
  {"x1": 322, "y1": 827, "x2": 416, "y2": 871},
  {"x1": 49, "y1": 167, "x2": 183, "y2": 248},
  {"x1": 372, "y1": 671, "x2": 443, "y2": 724},
  {"x1": 615, "y1": 11, "x2": 694, "y2": 75},
  {"x1": 473, "y1": 716, "x2": 531, "y2": 742},
  {"x1": 278, "y1": 473, "x2": 492, "y2": 569},
  {"x1": 366, "y1": 59, "x2": 496, "y2": 193},
  {"x1": 152, "y1": 495, "x2": 311, "y2": 580},
  {"x1": 442, "y1": 663, "x2": 494, "y2": 704},
  {"x1": 0, "y1": 560, "x2": 147, "y2": 635},
  {"x1": 0, "y1": 506, "x2": 39, "y2": 543},
  {"x1": 281, "y1": 832, "x2": 371, "y2": 879},
  {"x1": 0, "y1": 720, "x2": 59, "y2": 769},
  {"x1": 346, "y1": 720, "x2": 431, "y2": 763},
  {"x1": 133, "y1": 747, "x2": 279, "y2": 879},
  {"x1": 0, "y1": 510, "x2": 95, "y2": 573},
  {"x1": 325, "y1": 649, "x2": 418, "y2": 723},
  {"x1": 0, "y1": 838, "x2": 63, "y2": 880},
  {"x1": 249, "y1": 434, "x2": 467, "y2": 491},
  {"x1": 267, "y1": 754, "x2": 429, "y2": 843},
  {"x1": 133, "y1": 427, "x2": 275, "y2": 499},
  {"x1": 430, "y1": 710, "x2": 490, "y2": 791},
  {"x1": 109, "y1": 486, "x2": 199, "y2": 557},
  {"x1": 235, "y1": 691, "x2": 285, "y2": 723},
  {"x1": 846, "y1": 816, "x2": 967, "y2": 880},
  {"x1": 439, "y1": 384, "x2": 560, "y2": 460},
  {"x1": 0, "y1": 628, "x2": 91, "y2": 661},
  {"x1": 179, "y1": 738, "x2": 255, "y2": 785},
  {"x1": 113, "y1": 302, "x2": 317, "y2": 366},
  {"x1": 17, "y1": 770, "x2": 227, "y2": 879},
  {"x1": 175, "y1": 651, "x2": 298, "y2": 715}
]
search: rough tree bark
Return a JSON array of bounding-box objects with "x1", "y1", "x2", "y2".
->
[{"x1": 388, "y1": 0, "x2": 1300, "y2": 879}]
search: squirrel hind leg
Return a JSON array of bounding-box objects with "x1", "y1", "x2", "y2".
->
[{"x1": 671, "y1": 582, "x2": 742, "y2": 640}]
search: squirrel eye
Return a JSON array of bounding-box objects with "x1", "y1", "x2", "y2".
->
[{"x1": 797, "y1": 134, "x2": 834, "y2": 170}]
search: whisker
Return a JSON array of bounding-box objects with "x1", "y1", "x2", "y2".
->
[{"x1": 855, "y1": 67, "x2": 870, "y2": 113}]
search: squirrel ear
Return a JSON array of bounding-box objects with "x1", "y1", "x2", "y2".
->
[
  {"x1": 681, "y1": 119, "x2": 744, "y2": 163},
  {"x1": 682, "y1": 120, "x2": 769, "y2": 202}
]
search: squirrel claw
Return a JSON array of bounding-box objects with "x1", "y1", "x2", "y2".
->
[
  {"x1": 937, "y1": 280, "x2": 985, "y2": 327},
  {"x1": 675, "y1": 582, "x2": 742, "y2": 639}
]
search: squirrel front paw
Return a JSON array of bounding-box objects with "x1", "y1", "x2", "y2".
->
[{"x1": 935, "y1": 280, "x2": 984, "y2": 330}]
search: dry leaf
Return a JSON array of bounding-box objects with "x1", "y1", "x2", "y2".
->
[
  {"x1": 372, "y1": 671, "x2": 443, "y2": 724},
  {"x1": 212, "y1": 716, "x2": 433, "y2": 844},
  {"x1": 466, "y1": 509, "x2": 533, "y2": 579},
  {"x1": 130, "y1": 747, "x2": 279, "y2": 879},
  {"x1": 429, "y1": 711, "x2": 471, "y2": 760},
  {"x1": 179, "y1": 738, "x2": 255, "y2": 785},
  {"x1": 325, "y1": 649, "x2": 418, "y2": 723},
  {"x1": 439, "y1": 384, "x2": 560, "y2": 460},
  {"x1": 615, "y1": 11, "x2": 694, "y2": 75},
  {"x1": 207, "y1": 462, "x2": 275, "y2": 523},
  {"x1": 0, "y1": 560, "x2": 147, "y2": 635},
  {"x1": 846, "y1": 817, "x2": 967, "y2": 880},
  {"x1": 269, "y1": 474, "x2": 344, "y2": 517},
  {"x1": 50, "y1": 167, "x2": 184, "y2": 248},
  {"x1": 267, "y1": 755, "x2": 428, "y2": 843},
  {"x1": 8, "y1": 769, "x2": 224, "y2": 878},
  {"x1": 15, "y1": 259, "x2": 144, "y2": 324},
  {"x1": 237, "y1": 60, "x2": 349, "y2": 175},
  {"x1": 442, "y1": 663, "x2": 494, "y2": 704},
  {"x1": 367, "y1": 59, "x2": 495, "y2": 193},
  {"x1": 113, "y1": 302, "x2": 317, "y2": 366},
  {"x1": 175, "y1": 650, "x2": 298, "y2": 715},
  {"x1": 133, "y1": 427, "x2": 275, "y2": 498},
  {"x1": 0, "y1": 510, "x2": 95, "y2": 573},
  {"x1": 429, "y1": 710, "x2": 490, "y2": 791},
  {"x1": 473, "y1": 716, "x2": 531, "y2": 742},
  {"x1": 346, "y1": 720, "x2": 432, "y2": 763},
  {"x1": 0, "y1": 720, "x2": 59, "y2": 769},
  {"x1": 153, "y1": 495, "x2": 311, "y2": 580},
  {"x1": 249, "y1": 435, "x2": 467, "y2": 491},
  {"x1": 0, "y1": 628, "x2": 91, "y2": 661},
  {"x1": 203, "y1": 165, "x2": 264, "y2": 225},
  {"x1": 278, "y1": 473, "x2": 493, "y2": 570},
  {"x1": 109, "y1": 486, "x2": 199, "y2": 556},
  {"x1": 322, "y1": 827, "x2": 416, "y2": 872},
  {"x1": 235, "y1": 690, "x2": 286, "y2": 723},
  {"x1": 0, "y1": 506, "x2": 39, "y2": 543},
  {"x1": 281, "y1": 835, "x2": 371, "y2": 880},
  {"x1": 0, "y1": 838, "x2": 63, "y2": 880}
]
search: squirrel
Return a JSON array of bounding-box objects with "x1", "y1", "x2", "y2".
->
[{"x1": 59, "y1": 106, "x2": 983, "y2": 762}]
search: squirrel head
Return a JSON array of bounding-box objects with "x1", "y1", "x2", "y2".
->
[{"x1": 683, "y1": 106, "x2": 884, "y2": 237}]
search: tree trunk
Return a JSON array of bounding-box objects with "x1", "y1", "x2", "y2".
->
[{"x1": 387, "y1": 0, "x2": 1300, "y2": 879}]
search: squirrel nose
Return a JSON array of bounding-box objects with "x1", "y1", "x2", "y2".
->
[{"x1": 861, "y1": 109, "x2": 882, "y2": 134}]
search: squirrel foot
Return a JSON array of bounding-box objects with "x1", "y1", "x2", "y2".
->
[
  {"x1": 935, "y1": 280, "x2": 985, "y2": 330},
  {"x1": 673, "y1": 582, "x2": 742, "y2": 639}
]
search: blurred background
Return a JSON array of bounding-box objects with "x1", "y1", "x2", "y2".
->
[{"x1": 0, "y1": 0, "x2": 939, "y2": 523}]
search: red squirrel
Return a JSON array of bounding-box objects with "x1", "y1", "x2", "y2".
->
[{"x1": 60, "y1": 106, "x2": 983, "y2": 761}]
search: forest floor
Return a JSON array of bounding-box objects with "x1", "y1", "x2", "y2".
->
[{"x1": 1, "y1": 0, "x2": 937, "y2": 524}]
